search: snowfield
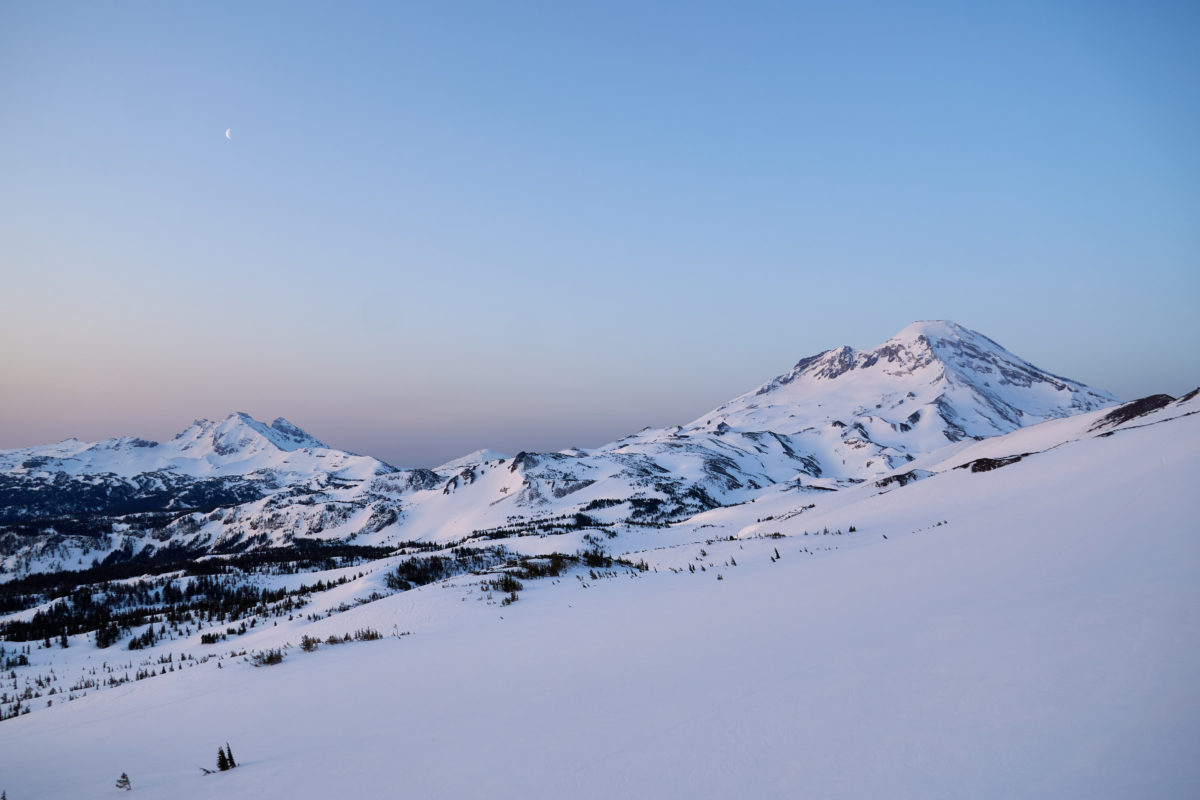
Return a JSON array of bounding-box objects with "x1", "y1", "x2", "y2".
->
[{"x1": 2, "y1": 391, "x2": 1197, "y2": 799}]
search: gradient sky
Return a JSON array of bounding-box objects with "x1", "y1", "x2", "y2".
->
[{"x1": 2, "y1": 1, "x2": 1197, "y2": 467}]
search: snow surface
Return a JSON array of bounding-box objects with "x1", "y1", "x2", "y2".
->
[{"x1": 2, "y1": 400, "x2": 1197, "y2": 799}]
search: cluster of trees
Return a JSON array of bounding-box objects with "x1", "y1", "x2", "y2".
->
[
  {"x1": 384, "y1": 547, "x2": 510, "y2": 591},
  {"x1": 115, "y1": 744, "x2": 236, "y2": 788},
  {"x1": 0, "y1": 542, "x2": 395, "y2": 619},
  {"x1": 460, "y1": 511, "x2": 608, "y2": 543},
  {"x1": 510, "y1": 552, "x2": 570, "y2": 579},
  {"x1": 1, "y1": 645, "x2": 30, "y2": 670},
  {"x1": 0, "y1": 538, "x2": 407, "y2": 649},
  {"x1": 1, "y1": 571, "x2": 358, "y2": 649},
  {"x1": 381, "y1": 544, "x2": 649, "y2": 605},
  {"x1": 300, "y1": 627, "x2": 385, "y2": 652},
  {"x1": 216, "y1": 743, "x2": 237, "y2": 771},
  {"x1": 199, "y1": 741, "x2": 240, "y2": 772},
  {"x1": 250, "y1": 649, "x2": 283, "y2": 666}
]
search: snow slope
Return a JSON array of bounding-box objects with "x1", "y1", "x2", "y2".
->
[{"x1": 1, "y1": 390, "x2": 1196, "y2": 799}]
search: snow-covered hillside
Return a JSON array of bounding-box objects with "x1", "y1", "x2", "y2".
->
[
  {"x1": 0, "y1": 322, "x2": 1121, "y2": 578},
  {"x1": 0, "y1": 375, "x2": 1195, "y2": 799}
]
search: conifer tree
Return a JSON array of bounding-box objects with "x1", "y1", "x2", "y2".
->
[
  {"x1": 225, "y1": 743, "x2": 236, "y2": 768},
  {"x1": 217, "y1": 747, "x2": 230, "y2": 771},
  {"x1": 115, "y1": 772, "x2": 132, "y2": 791}
]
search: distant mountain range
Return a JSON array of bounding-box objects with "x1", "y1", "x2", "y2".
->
[
  {"x1": 0, "y1": 321, "x2": 1123, "y2": 576},
  {"x1": 3, "y1": 320, "x2": 1196, "y2": 796}
]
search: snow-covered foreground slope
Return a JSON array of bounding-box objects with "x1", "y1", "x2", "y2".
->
[{"x1": 2, "y1": 397, "x2": 1196, "y2": 799}]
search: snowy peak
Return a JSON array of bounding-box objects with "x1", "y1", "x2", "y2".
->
[
  {"x1": 891, "y1": 321, "x2": 1074, "y2": 393},
  {"x1": 0, "y1": 413, "x2": 353, "y2": 480},
  {"x1": 766, "y1": 320, "x2": 1109, "y2": 411},
  {"x1": 434, "y1": 449, "x2": 509, "y2": 473},
  {"x1": 767, "y1": 321, "x2": 1035, "y2": 388},
  {"x1": 894, "y1": 321, "x2": 1117, "y2": 424},
  {"x1": 691, "y1": 321, "x2": 1117, "y2": 465},
  {"x1": 891, "y1": 318, "x2": 979, "y2": 347},
  {"x1": 171, "y1": 413, "x2": 326, "y2": 457},
  {"x1": 753, "y1": 323, "x2": 952, "y2": 391}
]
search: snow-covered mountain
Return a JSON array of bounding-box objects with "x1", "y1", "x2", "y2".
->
[
  {"x1": 0, "y1": 321, "x2": 1119, "y2": 576},
  {"x1": 1, "y1": 356, "x2": 1195, "y2": 799},
  {"x1": 683, "y1": 319, "x2": 1115, "y2": 456},
  {"x1": 0, "y1": 412, "x2": 385, "y2": 480}
]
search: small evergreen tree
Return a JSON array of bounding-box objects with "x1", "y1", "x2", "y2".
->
[
  {"x1": 115, "y1": 772, "x2": 132, "y2": 791},
  {"x1": 217, "y1": 747, "x2": 230, "y2": 771},
  {"x1": 225, "y1": 743, "x2": 236, "y2": 768}
]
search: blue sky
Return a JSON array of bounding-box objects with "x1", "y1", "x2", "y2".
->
[{"x1": 2, "y1": 1, "x2": 1197, "y2": 466}]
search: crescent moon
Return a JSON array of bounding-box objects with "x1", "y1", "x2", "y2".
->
[{"x1": 225, "y1": 129, "x2": 231, "y2": 140}]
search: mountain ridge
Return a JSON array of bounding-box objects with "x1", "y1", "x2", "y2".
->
[
  {"x1": 691, "y1": 319, "x2": 1114, "y2": 449},
  {"x1": 0, "y1": 321, "x2": 1126, "y2": 576},
  {"x1": 0, "y1": 412, "x2": 388, "y2": 481}
]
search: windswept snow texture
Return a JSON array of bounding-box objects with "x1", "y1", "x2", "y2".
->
[
  {"x1": 0, "y1": 383, "x2": 1196, "y2": 799},
  {"x1": 0, "y1": 321, "x2": 1122, "y2": 577}
]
